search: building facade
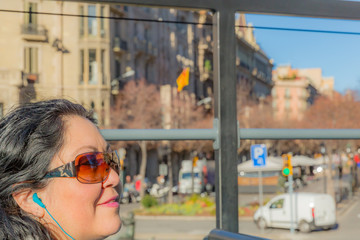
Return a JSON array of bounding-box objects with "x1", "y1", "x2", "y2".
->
[
  {"x1": 235, "y1": 14, "x2": 273, "y2": 100},
  {"x1": 272, "y1": 65, "x2": 334, "y2": 121},
  {"x1": 0, "y1": 1, "x2": 111, "y2": 126}
]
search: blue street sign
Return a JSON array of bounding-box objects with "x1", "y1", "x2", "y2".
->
[{"x1": 251, "y1": 144, "x2": 267, "y2": 167}]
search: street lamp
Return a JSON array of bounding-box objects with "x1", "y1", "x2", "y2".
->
[{"x1": 320, "y1": 143, "x2": 327, "y2": 193}]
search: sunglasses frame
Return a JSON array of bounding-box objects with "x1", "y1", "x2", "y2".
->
[{"x1": 44, "y1": 151, "x2": 120, "y2": 184}]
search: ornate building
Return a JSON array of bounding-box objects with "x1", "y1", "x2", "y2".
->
[{"x1": 272, "y1": 65, "x2": 334, "y2": 121}]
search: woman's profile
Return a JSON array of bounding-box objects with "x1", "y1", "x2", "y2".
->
[{"x1": 0, "y1": 99, "x2": 122, "y2": 239}]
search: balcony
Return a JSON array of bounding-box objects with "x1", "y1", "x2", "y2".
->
[
  {"x1": 239, "y1": 61, "x2": 250, "y2": 71},
  {"x1": 110, "y1": 5, "x2": 127, "y2": 16},
  {"x1": 22, "y1": 72, "x2": 39, "y2": 85},
  {"x1": 113, "y1": 37, "x2": 128, "y2": 55},
  {"x1": 134, "y1": 37, "x2": 146, "y2": 56},
  {"x1": 21, "y1": 24, "x2": 48, "y2": 42}
]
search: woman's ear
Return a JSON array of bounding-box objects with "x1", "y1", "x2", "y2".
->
[{"x1": 12, "y1": 190, "x2": 45, "y2": 218}]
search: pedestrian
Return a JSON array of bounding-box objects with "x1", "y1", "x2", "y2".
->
[
  {"x1": 135, "y1": 175, "x2": 142, "y2": 192},
  {"x1": 0, "y1": 99, "x2": 122, "y2": 240}
]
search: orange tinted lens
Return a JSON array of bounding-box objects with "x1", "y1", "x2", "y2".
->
[{"x1": 76, "y1": 153, "x2": 110, "y2": 183}]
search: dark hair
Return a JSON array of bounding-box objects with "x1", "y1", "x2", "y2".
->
[{"x1": 0, "y1": 99, "x2": 96, "y2": 240}]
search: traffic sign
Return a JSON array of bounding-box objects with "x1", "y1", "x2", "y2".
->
[{"x1": 251, "y1": 144, "x2": 267, "y2": 167}]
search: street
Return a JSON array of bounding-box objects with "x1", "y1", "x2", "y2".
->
[
  {"x1": 106, "y1": 175, "x2": 360, "y2": 240},
  {"x1": 129, "y1": 190, "x2": 360, "y2": 240}
]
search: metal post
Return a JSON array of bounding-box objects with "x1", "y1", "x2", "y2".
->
[
  {"x1": 213, "y1": 8, "x2": 238, "y2": 233},
  {"x1": 258, "y1": 170, "x2": 264, "y2": 233},
  {"x1": 320, "y1": 144, "x2": 327, "y2": 194},
  {"x1": 288, "y1": 175, "x2": 294, "y2": 234},
  {"x1": 323, "y1": 155, "x2": 327, "y2": 193}
]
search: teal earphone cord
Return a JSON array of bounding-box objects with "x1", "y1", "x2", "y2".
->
[{"x1": 44, "y1": 207, "x2": 75, "y2": 240}]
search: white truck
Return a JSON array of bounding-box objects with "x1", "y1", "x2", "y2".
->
[
  {"x1": 178, "y1": 159, "x2": 205, "y2": 194},
  {"x1": 253, "y1": 192, "x2": 337, "y2": 233}
]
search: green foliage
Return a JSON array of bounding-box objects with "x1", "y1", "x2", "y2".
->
[
  {"x1": 139, "y1": 194, "x2": 216, "y2": 216},
  {"x1": 138, "y1": 194, "x2": 259, "y2": 217},
  {"x1": 204, "y1": 60, "x2": 212, "y2": 72},
  {"x1": 141, "y1": 194, "x2": 158, "y2": 208}
]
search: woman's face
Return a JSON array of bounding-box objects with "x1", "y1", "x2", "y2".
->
[{"x1": 39, "y1": 115, "x2": 121, "y2": 240}]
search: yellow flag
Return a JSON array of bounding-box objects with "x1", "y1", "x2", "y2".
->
[{"x1": 176, "y1": 67, "x2": 190, "y2": 92}]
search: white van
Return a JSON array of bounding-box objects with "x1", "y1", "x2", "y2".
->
[
  {"x1": 253, "y1": 192, "x2": 337, "y2": 233},
  {"x1": 178, "y1": 160, "x2": 205, "y2": 194}
]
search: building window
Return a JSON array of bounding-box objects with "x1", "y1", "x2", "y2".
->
[
  {"x1": 144, "y1": 28, "x2": 149, "y2": 42},
  {"x1": 285, "y1": 88, "x2": 290, "y2": 98},
  {"x1": 88, "y1": 5, "x2": 97, "y2": 36},
  {"x1": 115, "y1": 20, "x2": 120, "y2": 37},
  {"x1": 303, "y1": 89, "x2": 308, "y2": 98},
  {"x1": 90, "y1": 101, "x2": 98, "y2": 122},
  {"x1": 115, "y1": 58, "x2": 121, "y2": 79},
  {"x1": 80, "y1": 49, "x2": 84, "y2": 84},
  {"x1": 79, "y1": 6, "x2": 84, "y2": 37},
  {"x1": 88, "y1": 49, "x2": 97, "y2": 84},
  {"x1": 272, "y1": 100, "x2": 277, "y2": 109},
  {"x1": 271, "y1": 88, "x2": 276, "y2": 97},
  {"x1": 25, "y1": 2, "x2": 38, "y2": 25},
  {"x1": 0, "y1": 103, "x2": 3, "y2": 118},
  {"x1": 24, "y1": 47, "x2": 38, "y2": 74},
  {"x1": 101, "y1": 49, "x2": 106, "y2": 85},
  {"x1": 285, "y1": 99, "x2": 290, "y2": 110},
  {"x1": 100, "y1": 6, "x2": 105, "y2": 38}
]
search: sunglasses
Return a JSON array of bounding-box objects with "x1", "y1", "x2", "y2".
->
[{"x1": 44, "y1": 151, "x2": 120, "y2": 184}]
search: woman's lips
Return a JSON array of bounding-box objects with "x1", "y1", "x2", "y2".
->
[
  {"x1": 98, "y1": 196, "x2": 120, "y2": 207},
  {"x1": 102, "y1": 201, "x2": 119, "y2": 207}
]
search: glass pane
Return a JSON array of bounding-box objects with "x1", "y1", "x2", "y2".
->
[
  {"x1": 80, "y1": 49, "x2": 84, "y2": 84},
  {"x1": 88, "y1": 5, "x2": 97, "y2": 36},
  {"x1": 88, "y1": 49, "x2": 97, "y2": 84},
  {"x1": 100, "y1": 6, "x2": 105, "y2": 38},
  {"x1": 79, "y1": 6, "x2": 84, "y2": 36},
  {"x1": 101, "y1": 49, "x2": 105, "y2": 85}
]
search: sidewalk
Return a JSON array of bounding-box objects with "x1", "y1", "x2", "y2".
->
[{"x1": 336, "y1": 188, "x2": 360, "y2": 219}]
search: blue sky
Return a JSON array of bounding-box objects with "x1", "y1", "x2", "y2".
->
[{"x1": 244, "y1": 13, "x2": 360, "y2": 93}]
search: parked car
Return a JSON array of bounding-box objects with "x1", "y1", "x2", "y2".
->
[{"x1": 253, "y1": 192, "x2": 337, "y2": 233}]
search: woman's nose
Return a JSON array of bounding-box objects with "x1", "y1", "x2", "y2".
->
[{"x1": 103, "y1": 168, "x2": 120, "y2": 188}]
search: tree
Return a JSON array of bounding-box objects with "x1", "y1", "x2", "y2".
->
[
  {"x1": 299, "y1": 91, "x2": 360, "y2": 199},
  {"x1": 111, "y1": 79, "x2": 162, "y2": 198},
  {"x1": 236, "y1": 85, "x2": 277, "y2": 157},
  {"x1": 170, "y1": 89, "x2": 213, "y2": 152},
  {"x1": 302, "y1": 91, "x2": 360, "y2": 150},
  {"x1": 160, "y1": 85, "x2": 213, "y2": 202}
]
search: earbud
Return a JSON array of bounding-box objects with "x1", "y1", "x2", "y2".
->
[{"x1": 32, "y1": 193, "x2": 46, "y2": 208}]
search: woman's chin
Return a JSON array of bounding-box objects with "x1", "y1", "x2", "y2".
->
[{"x1": 104, "y1": 218, "x2": 122, "y2": 237}]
